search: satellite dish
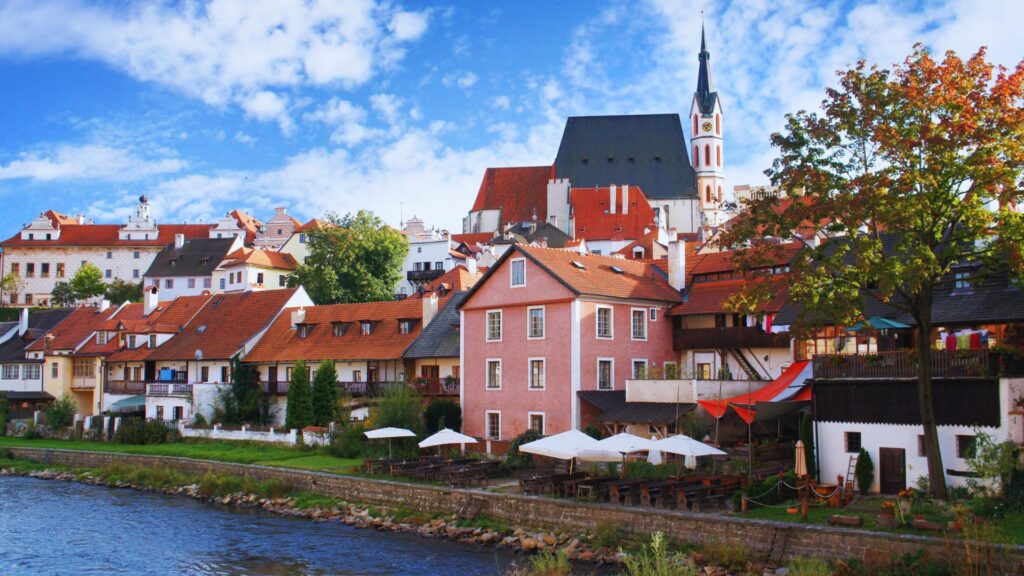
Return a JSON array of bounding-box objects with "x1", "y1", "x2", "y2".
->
[{"x1": 194, "y1": 349, "x2": 204, "y2": 360}]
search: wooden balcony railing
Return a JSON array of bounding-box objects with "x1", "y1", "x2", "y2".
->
[
  {"x1": 258, "y1": 380, "x2": 408, "y2": 398},
  {"x1": 107, "y1": 380, "x2": 147, "y2": 395},
  {"x1": 147, "y1": 383, "x2": 194, "y2": 396},
  {"x1": 811, "y1": 349, "x2": 995, "y2": 380},
  {"x1": 407, "y1": 268, "x2": 445, "y2": 283},
  {"x1": 70, "y1": 379, "x2": 96, "y2": 390},
  {"x1": 673, "y1": 326, "x2": 791, "y2": 351},
  {"x1": 412, "y1": 378, "x2": 460, "y2": 396}
]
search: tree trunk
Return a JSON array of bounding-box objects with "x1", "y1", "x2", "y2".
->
[{"x1": 914, "y1": 297, "x2": 948, "y2": 499}]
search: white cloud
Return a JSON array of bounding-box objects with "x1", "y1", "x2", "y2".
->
[
  {"x1": 389, "y1": 10, "x2": 429, "y2": 41},
  {"x1": 305, "y1": 98, "x2": 378, "y2": 146},
  {"x1": 492, "y1": 95, "x2": 511, "y2": 110},
  {"x1": 234, "y1": 132, "x2": 256, "y2": 145},
  {"x1": 442, "y1": 71, "x2": 477, "y2": 89},
  {"x1": 369, "y1": 93, "x2": 404, "y2": 126},
  {"x1": 0, "y1": 144, "x2": 186, "y2": 182}
]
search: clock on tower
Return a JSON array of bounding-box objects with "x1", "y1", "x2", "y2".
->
[{"x1": 702, "y1": 121, "x2": 712, "y2": 132}]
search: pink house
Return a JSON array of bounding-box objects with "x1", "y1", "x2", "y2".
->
[{"x1": 459, "y1": 245, "x2": 681, "y2": 444}]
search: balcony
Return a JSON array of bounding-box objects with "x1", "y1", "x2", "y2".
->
[
  {"x1": 147, "y1": 383, "x2": 193, "y2": 396},
  {"x1": 258, "y1": 380, "x2": 408, "y2": 398},
  {"x1": 70, "y1": 378, "x2": 96, "y2": 390},
  {"x1": 673, "y1": 326, "x2": 791, "y2": 350},
  {"x1": 412, "y1": 377, "x2": 460, "y2": 397},
  {"x1": 107, "y1": 380, "x2": 147, "y2": 395},
  {"x1": 810, "y1": 349, "x2": 1009, "y2": 380},
  {"x1": 407, "y1": 268, "x2": 445, "y2": 283}
]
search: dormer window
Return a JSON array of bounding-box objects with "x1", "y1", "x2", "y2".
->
[
  {"x1": 149, "y1": 334, "x2": 157, "y2": 348},
  {"x1": 954, "y1": 271, "x2": 972, "y2": 291},
  {"x1": 332, "y1": 322, "x2": 348, "y2": 337},
  {"x1": 398, "y1": 320, "x2": 413, "y2": 335},
  {"x1": 296, "y1": 324, "x2": 313, "y2": 339},
  {"x1": 360, "y1": 321, "x2": 372, "y2": 336},
  {"x1": 97, "y1": 332, "x2": 108, "y2": 345}
]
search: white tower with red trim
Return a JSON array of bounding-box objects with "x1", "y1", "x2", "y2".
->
[{"x1": 689, "y1": 24, "x2": 725, "y2": 229}]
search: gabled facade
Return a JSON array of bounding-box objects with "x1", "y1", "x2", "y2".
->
[
  {"x1": 278, "y1": 218, "x2": 325, "y2": 266},
  {"x1": 254, "y1": 207, "x2": 301, "y2": 251},
  {"x1": 459, "y1": 245, "x2": 681, "y2": 444},
  {"x1": 0, "y1": 308, "x2": 76, "y2": 414},
  {"x1": 214, "y1": 248, "x2": 297, "y2": 293},
  {"x1": 143, "y1": 236, "x2": 243, "y2": 300}
]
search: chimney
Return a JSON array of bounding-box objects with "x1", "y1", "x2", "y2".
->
[
  {"x1": 622, "y1": 185, "x2": 629, "y2": 215},
  {"x1": 608, "y1": 185, "x2": 617, "y2": 214},
  {"x1": 291, "y1": 307, "x2": 306, "y2": 328},
  {"x1": 174, "y1": 234, "x2": 185, "y2": 249},
  {"x1": 18, "y1": 307, "x2": 28, "y2": 337},
  {"x1": 144, "y1": 286, "x2": 159, "y2": 316},
  {"x1": 422, "y1": 293, "x2": 439, "y2": 327},
  {"x1": 466, "y1": 257, "x2": 478, "y2": 276},
  {"x1": 76, "y1": 214, "x2": 85, "y2": 225},
  {"x1": 668, "y1": 240, "x2": 687, "y2": 291},
  {"x1": 99, "y1": 299, "x2": 111, "y2": 312}
]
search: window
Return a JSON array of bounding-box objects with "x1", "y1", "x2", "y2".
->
[
  {"x1": 715, "y1": 114, "x2": 720, "y2": 134},
  {"x1": 165, "y1": 279, "x2": 173, "y2": 289},
  {"x1": 631, "y1": 308, "x2": 647, "y2": 340},
  {"x1": 200, "y1": 366, "x2": 209, "y2": 383},
  {"x1": 352, "y1": 370, "x2": 362, "y2": 382},
  {"x1": 486, "y1": 360, "x2": 501, "y2": 389},
  {"x1": 23, "y1": 364, "x2": 40, "y2": 380},
  {"x1": 528, "y1": 412, "x2": 545, "y2": 434},
  {"x1": 696, "y1": 362, "x2": 712, "y2": 380},
  {"x1": 25, "y1": 263, "x2": 34, "y2": 278},
  {"x1": 954, "y1": 271, "x2": 971, "y2": 290},
  {"x1": 24, "y1": 294, "x2": 32, "y2": 305},
  {"x1": 529, "y1": 359, "x2": 545, "y2": 390},
  {"x1": 106, "y1": 251, "x2": 112, "y2": 259},
  {"x1": 221, "y1": 366, "x2": 229, "y2": 383},
  {"x1": 173, "y1": 406, "x2": 184, "y2": 421},
  {"x1": 918, "y1": 435, "x2": 927, "y2": 457},
  {"x1": 664, "y1": 362, "x2": 679, "y2": 379},
  {"x1": 133, "y1": 269, "x2": 140, "y2": 279},
  {"x1": 597, "y1": 359, "x2": 613, "y2": 390},
  {"x1": 956, "y1": 435, "x2": 976, "y2": 459},
  {"x1": 286, "y1": 366, "x2": 294, "y2": 381},
  {"x1": 297, "y1": 324, "x2": 313, "y2": 338},
  {"x1": 510, "y1": 258, "x2": 526, "y2": 287},
  {"x1": 527, "y1": 306, "x2": 544, "y2": 339},
  {"x1": 278, "y1": 275, "x2": 286, "y2": 287},
  {"x1": 692, "y1": 114, "x2": 698, "y2": 134},
  {"x1": 73, "y1": 358, "x2": 94, "y2": 378},
  {"x1": 133, "y1": 251, "x2": 140, "y2": 259},
  {"x1": 10, "y1": 263, "x2": 18, "y2": 276},
  {"x1": 596, "y1": 306, "x2": 613, "y2": 339},
  {"x1": 2, "y1": 365, "x2": 18, "y2": 379},
  {"x1": 187, "y1": 278, "x2": 196, "y2": 289},
  {"x1": 398, "y1": 320, "x2": 411, "y2": 335},
  {"x1": 632, "y1": 360, "x2": 648, "y2": 379},
  {"x1": 649, "y1": 307, "x2": 658, "y2": 321},
  {"x1": 105, "y1": 269, "x2": 112, "y2": 279},
  {"x1": 716, "y1": 145, "x2": 721, "y2": 167},
  {"x1": 693, "y1": 145, "x2": 699, "y2": 168},
  {"x1": 360, "y1": 321, "x2": 372, "y2": 336},
  {"x1": 486, "y1": 411, "x2": 501, "y2": 440},
  {"x1": 204, "y1": 278, "x2": 212, "y2": 289},
  {"x1": 704, "y1": 144, "x2": 710, "y2": 166},
  {"x1": 56, "y1": 263, "x2": 64, "y2": 278},
  {"x1": 149, "y1": 334, "x2": 157, "y2": 348},
  {"x1": 219, "y1": 278, "x2": 226, "y2": 290},
  {"x1": 332, "y1": 323, "x2": 347, "y2": 337},
  {"x1": 256, "y1": 272, "x2": 264, "y2": 285},
  {"x1": 97, "y1": 332, "x2": 108, "y2": 345},
  {"x1": 299, "y1": 233, "x2": 306, "y2": 244},
  {"x1": 40, "y1": 263, "x2": 49, "y2": 278},
  {"x1": 435, "y1": 261, "x2": 443, "y2": 271},
  {"x1": 156, "y1": 406, "x2": 164, "y2": 420},
  {"x1": 486, "y1": 310, "x2": 502, "y2": 341},
  {"x1": 51, "y1": 362, "x2": 58, "y2": 378},
  {"x1": 845, "y1": 432, "x2": 862, "y2": 453}
]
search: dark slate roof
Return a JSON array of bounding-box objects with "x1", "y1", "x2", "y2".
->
[
  {"x1": 403, "y1": 292, "x2": 467, "y2": 359},
  {"x1": 578, "y1": 390, "x2": 626, "y2": 412},
  {"x1": 0, "y1": 391, "x2": 54, "y2": 401},
  {"x1": 508, "y1": 222, "x2": 573, "y2": 248},
  {"x1": 579, "y1": 390, "x2": 695, "y2": 425},
  {"x1": 694, "y1": 25, "x2": 720, "y2": 115},
  {"x1": 144, "y1": 237, "x2": 237, "y2": 278},
  {"x1": 553, "y1": 114, "x2": 697, "y2": 200},
  {"x1": 0, "y1": 309, "x2": 76, "y2": 362}
]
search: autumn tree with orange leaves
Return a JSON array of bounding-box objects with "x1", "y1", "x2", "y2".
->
[{"x1": 722, "y1": 45, "x2": 1024, "y2": 499}]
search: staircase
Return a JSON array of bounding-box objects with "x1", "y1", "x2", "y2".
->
[{"x1": 731, "y1": 349, "x2": 767, "y2": 380}]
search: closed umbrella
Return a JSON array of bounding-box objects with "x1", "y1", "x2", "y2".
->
[
  {"x1": 365, "y1": 427, "x2": 417, "y2": 458},
  {"x1": 685, "y1": 453, "x2": 698, "y2": 470},
  {"x1": 794, "y1": 440, "x2": 807, "y2": 478}
]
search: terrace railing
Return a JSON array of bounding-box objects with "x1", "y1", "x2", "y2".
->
[
  {"x1": 258, "y1": 380, "x2": 409, "y2": 398},
  {"x1": 146, "y1": 383, "x2": 194, "y2": 396},
  {"x1": 673, "y1": 326, "x2": 791, "y2": 351},
  {"x1": 106, "y1": 380, "x2": 147, "y2": 395},
  {"x1": 411, "y1": 378, "x2": 460, "y2": 396},
  {"x1": 811, "y1": 349, "x2": 995, "y2": 380}
]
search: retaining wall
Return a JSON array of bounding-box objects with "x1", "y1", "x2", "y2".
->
[{"x1": 8, "y1": 447, "x2": 1023, "y2": 570}]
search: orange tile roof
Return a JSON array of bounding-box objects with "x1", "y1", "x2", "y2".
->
[
  {"x1": 670, "y1": 277, "x2": 789, "y2": 316},
  {"x1": 408, "y1": 265, "x2": 485, "y2": 298},
  {"x1": 612, "y1": 228, "x2": 665, "y2": 260},
  {"x1": 294, "y1": 218, "x2": 326, "y2": 233},
  {"x1": 45, "y1": 210, "x2": 79, "y2": 226},
  {"x1": 687, "y1": 242, "x2": 802, "y2": 277},
  {"x1": 1, "y1": 223, "x2": 212, "y2": 248},
  {"x1": 26, "y1": 307, "x2": 112, "y2": 352},
  {"x1": 245, "y1": 299, "x2": 425, "y2": 363},
  {"x1": 229, "y1": 209, "x2": 262, "y2": 244},
  {"x1": 94, "y1": 295, "x2": 216, "y2": 361},
  {"x1": 222, "y1": 248, "x2": 297, "y2": 270},
  {"x1": 146, "y1": 289, "x2": 298, "y2": 361},
  {"x1": 451, "y1": 232, "x2": 494, "y2": 245},
  {"x1": 470, "y1": 166, "x2": 554, "y2": 224},
  {"x1": 571, "y1": 185, "x2": 656, "y2": 241},
  {"x1": 497, "y1": 245, "x2": 682, "y2": 303}
]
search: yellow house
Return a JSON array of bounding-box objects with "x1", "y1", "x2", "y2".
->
[{"x1": 278, "y1": 218, "x2": 324, "y2": 267}]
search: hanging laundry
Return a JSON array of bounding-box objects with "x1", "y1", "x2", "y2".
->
[
  {"x1": 957, "y1": 333, "x2": 971, "y2": 350},
  {"x1": 970, "y1": 332, "x2": 982, "y2": 349},
  {"x1": 946, "y1": 334, "x2": 957, "y2": 351}
]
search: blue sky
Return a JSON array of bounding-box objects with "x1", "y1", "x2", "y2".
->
[{"x1": 0, "y1": 0, "x2": 1020, "y2": 232}]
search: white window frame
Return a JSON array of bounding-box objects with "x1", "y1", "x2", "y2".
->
[
  {"x1": 486, "y1": 309, "x2": 502, "y2": 342},
  {"x1": 663, "y1": 361, "x2": 678, "y2": 379},
  {"x1": 595, "y1": 305, "x2": 614, "y2": 339},
  {"x1": 23, "y1": 363, "x2": 40, "y2": 380},
  {"x1": 597, "y1": 357, "x2": 614, "y2": 391},
  {"x1": 527, "y1": 411, "x2": 546, "y2": 435},
  {"x1": 2, "y1": 364, "x2": 18, "y2": 380},
  {"x1": 528, "y1": 357, "x2": 546, "y2": 391},
  {"x1": 485, "y1": 410, "x2": 502, "y2": 440},
  {"x1": 631, "y1": 358, "x2": 648, "y2": 379},
  {"x1": 649, "y1": 307, "x2": 658, "y2": 321},
  {"x1": 485, "y1": 359, "x2": 502, "y2": 390},
  {"x1": 631, "y1": 307, "x2": 648, "y2": 341},
  {"x1": 510, "y1": 258, "x2": 526, "y2": 288},
  {"x1": 527, "y1": 306, "x2": 545, "y2": 340}
]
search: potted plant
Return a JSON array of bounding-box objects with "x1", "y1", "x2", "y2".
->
[{"x1": 877, "y1": 501, "x2": 900, "y2": 528}]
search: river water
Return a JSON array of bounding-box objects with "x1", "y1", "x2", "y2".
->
[{"x1": 0, "y1": 476, "x2": 572, "y2": 576}]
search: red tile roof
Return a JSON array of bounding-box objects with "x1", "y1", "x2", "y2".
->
[
  {"x1": 294, "y1": 218, "x2": 327, "y2": 233},
  {"x1": 245, "y1": 299, "x2": 426, "y2": 363},
  {"x1": 45, "y1": 210, "x2": 79, "y2": 226},
  {"x1": 229, "y1": 209, "x2": 262, "y2": 244},
  {"x1": 1, "y1": 223, "x2": 212, "y2": 248},
  {"x1": 687, "y1": 242, "x2": 802, "y2": 277},
  {"x1": 96, "y1": 295, "x2": 216, "y2": 361},
  {"x1": 222, "y1": 248, "x2": 297, "y2": 270},
  {"x1": 613, "y1": 228, "x2": 665, "y2": 260},
  {"x1": 470, "y1": 166, "x2": 554, "y2": 224},
  {"x1": 146, "y1": 289, "x2": 298, "y2": 361},
  {"x1": 507, "y1": 245, "x2": 682, "y2": 303},
  {"x1": 451, "y1": 232, "x2": 494, "y2": 245},
  {"x1": 670, "y1": 277, "x2": 789, "y2": 316},
  {"x1": 26, "y1": 307, "x2": 112, "y2": 352},
  {"x1": 571, "y1": 185, "x2": 656, "y2": 241},
  {"x1": 408, "y1": 265, "x2": 485, "y2": 298}
]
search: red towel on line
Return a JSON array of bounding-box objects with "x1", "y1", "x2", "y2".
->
[
  {"x1": 946, "y1": 335, "x2": 957, "y2": 351},
  {"x1": 970, "y1": 332, "x2": 982, "y2": 349}
]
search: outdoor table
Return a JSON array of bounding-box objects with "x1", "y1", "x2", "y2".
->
[{"x1": 607, "y1": 479, "x2": 646, "y2": 505}]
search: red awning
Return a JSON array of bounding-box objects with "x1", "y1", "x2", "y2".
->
[{"x1": 698, "y1": 360, "x2": 812, "y2": 424}]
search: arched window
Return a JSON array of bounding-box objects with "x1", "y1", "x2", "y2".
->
[
  {"x1": 693, "y1": 146, "x2": 699, "y2": 168},
  {"x1": 704, "y1": 144, "x2": 710, "y2": 166},
  {"x1": 693, "y1": 115, "x2": 698, "y2": 135},
  {"x1": 705, "y1": 185, "x2": 712, "y2": 203},
  {"x1": 715, "y1": 114, "x2": 720, "y2": 135},
  {"x1": 718, "y1": 186, "x2": 723, "y2": 202},
  {"x1": 716, "y1": 145, "x2": 721, "y2": 167}
]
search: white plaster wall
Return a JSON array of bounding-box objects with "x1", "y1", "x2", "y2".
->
[
  {"x1": 191, "y1": 382, "x2": 229, "y2": 422},
  {"x1": 179, "y1": 424, "x2": 297, "y2": 444},
  {"x1": 682, "y1": 348, "x2": 792, "y2": 381},
  {"x1": 0, "y1": 364, "x2": 43, "y2": 392},
  {"x1": 400, "y1": 237, "x2": 456, "y2": 295},
  {"x1": 464, "y1": 210, "x2": 501, "y2": 234},
  {"x1": 3, "y1": 246, "x2": 158, "y2": 305},
  {"x1": 145, "y1": 395, "x2": 193, "y2": 420},
  {"x1": 143, "y1": 276, "x2": 213, "y2": 300},
  {"x1": 626, "y1": 379, "x2": 755, "y2": 404}
]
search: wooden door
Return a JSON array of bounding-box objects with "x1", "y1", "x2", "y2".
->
[
  {"x1": 267, "y1": 366, "x2": 278, "y2": 394},
  {"x1": 879, "y1": 448, "x2": 906, "y2": 494},
  {"x1": 421, "y1": 365, "x2": 440, "y2": 379}
]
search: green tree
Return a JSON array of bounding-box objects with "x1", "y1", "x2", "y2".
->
[
  {"x1": 50, "y1": 281, "x2": 77, "y2": 307},
  {"x1": 311, "y1": 362, "x2": 339, "y2": 426},
  {"x1": 0, "y1": 273, "x2": 25, "y2": 306},
  {"x1": 46, "y1": 394, "x2": 78, "y2": 428},
  {"x1": 722, "y1": 46, "x2": 1024, "y2": 499},
  {"x1": 424, "y1": 399, "x2": 461, "y2": 434},
  {"x1": 287, "y1": 210, "x2": 407, "y2": 304},
  {"x1": 105, "y1": 279, "x2": 143, "y2": 303},
  {"x1": 70, "y1": 263, "x2": 107, "y2": 301},
  {"x1": 370, "y1": 385, "x2": 423, "y2": 455},
  {"x1": 855, "y1": 448, "x2": 874, "y2": 495},
  {"x1": 212, "y1": 358, "x2": 266, "y2": 425},
  {"x1": 285, "y1": 360, "x2": 313, "y2": 430},
  {"x1": 0, "y1": 396, "x2": 9, "y2": 436}
]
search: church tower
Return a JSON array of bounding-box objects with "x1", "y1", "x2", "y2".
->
[{"x1": 690, "y1": 24, "x2": 725, "y2": 229}]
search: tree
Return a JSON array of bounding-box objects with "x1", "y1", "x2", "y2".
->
[
  {"x1": 370, "y1": 385, "x2": 424, "y2": 456},
  {"x1": 50, "y1": 282, "x2": 77, "y2": 307},
  {"x1": 0, "y1": 396, "x2": 9, "y2": 436},
  {"x1": 70, "y1": 263, "x2": 107, "y2": 302},
  {"x1": 0, "y1": 273, "x2": 25, "y2": 306},
  {"x1": 424, "y1": 399, "x2": 462, "y2": 434},
  {"x1": 855, "y1": 448, "x2": 874, "y2": 494},
  {"x1": 285, "y1": 360, "x2": 313, "y2": 430},
  {"x1": 287, "y1": 210, "x2": 407, "y2": 304},
  {"x1": 212, "y1": 358, "x2": 266, "y2": 425},
  {"x1": 722, "y1": 46, "x2": 1024, "y2": 499},
  {"x1": 46, "y1": 394, "x2": 78, "y2": 428},
  {"x1": 106, "y1": 279, "x2": 143, "y2": 303},
  {"x1": 311, "y1": 362, "x2": 339, "y2": 426}
]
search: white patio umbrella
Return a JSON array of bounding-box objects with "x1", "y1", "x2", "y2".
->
[
  {"x1": 647, "y1": 435, "x2": 663, "y2": 465},
  {"x1": 419, "y1": 428, "x2": 479, "y2": 449},
  {"x1": 518, "y1": 430, "x2": 619, "y2": 462},
  {"x1": 583, "y1": 432, "x2": 659, "y2": 476},
  {"x1": 652, "y1": 434, "x2": 727, "y2": 458},
  {"x1": 365, "y1": 427, "x2": 417, "y2": 458}
]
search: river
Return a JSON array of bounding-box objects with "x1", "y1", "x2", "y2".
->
[{"x1": 0, "y1": 476, "x2": 586, "y2": 576}]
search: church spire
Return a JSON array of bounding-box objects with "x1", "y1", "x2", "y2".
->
[{"x1": 695, "y1": 23, "x2": 715, "y2": 113}]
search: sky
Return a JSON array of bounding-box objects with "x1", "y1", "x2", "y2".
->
[{"x1": 0, "y1": 0, "x2": 1021, "y2": 233}]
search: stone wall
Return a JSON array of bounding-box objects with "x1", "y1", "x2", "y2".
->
[{"x1": 9, "y1": 447, "x2": 1024, "y2": 569}]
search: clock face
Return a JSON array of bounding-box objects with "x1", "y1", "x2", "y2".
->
[{"x1": 702, "y1": 121, "x2": 713, "y2": 132}]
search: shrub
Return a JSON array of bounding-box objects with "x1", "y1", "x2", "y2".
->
[
  {"x1": 787, "y1": 556, "x2": 833, "y2": 576},
  {"x1": 311, "y1": 362, "x2": 340, "y2": 426},
  {"x1": 328, "y1": 422, "x2": 367, "y2": 459},
  {"x1": 623, "y1": 532, "x2": 699, "y2": 576},
  {"x1": 527, "y1": 550, "x2": 571, "y2": 576},
  {"x1": 0, "y1": 396, "x2": 8, "y2": 436},
  {"x1": 23, "y1": 422, "x2": 40, "y2": 439},
  {"x1": 115, "y1": 419, "x2": 177, "y2": 445},
  {"x1": 592, "y1": 518, "x2": 623, "y2": 550},
  {"x1": 0, "y1": 447, "x2": 11, "y2": 460},
  {"x1": 583, "y1": 425, "x2": 601, "y2": 439},
  {"x1": 46, "y1": 394, "x2": 77, "y2": 428},
  {"x1": 702, "y1": 539, "x2": 750, "y2": 572},
  {"x1": 424, "y1": 399, "x2": 461, "y2": 434},
  {"x1": 505, "y1": 428, "x2": 544, "y2": 469},
  {"x1": 854, "y1": 448, "x2": 874, "y2": 494},
  {"x1": 285, "y1": 360, "x2": 313, "y2": 430},
  {"x1": 371, "y1": 385, "x2": 424, "y2": 455},
  {"x1": 192, "y1": 412, "x2": 208, "y2": 427}
]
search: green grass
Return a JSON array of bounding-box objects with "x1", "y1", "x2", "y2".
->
[
  {"x1": 291, "y1": 492, "x2": 343, "y2": 509},
  {"x1": 255, "y1": 453, "x2": 362, "y2": 472}
]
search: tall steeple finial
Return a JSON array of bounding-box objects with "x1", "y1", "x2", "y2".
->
[{"x1": 696, "y1": 18, "x2": 713, "y2": 103}]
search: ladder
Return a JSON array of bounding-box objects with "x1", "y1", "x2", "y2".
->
[
  {"x1": 731, "y1": 349, "x2": 766, "y2": 380},
  {"x1": 844, "y1": 453, "x2": 859, "y2": 497}
]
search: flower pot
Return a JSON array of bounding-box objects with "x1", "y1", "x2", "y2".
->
[{"x1": 786, "y1": 506, "x2": 799, "y2": 515}]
